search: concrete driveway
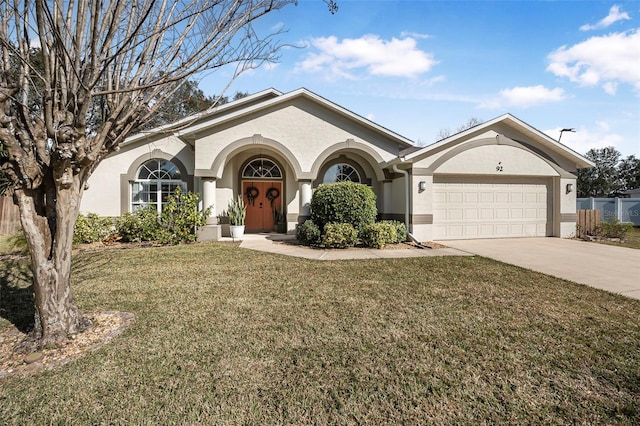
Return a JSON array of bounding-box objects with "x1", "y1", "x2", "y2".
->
[{"x1": 439, "y1": 238, "x2": 640, "y2": 300}]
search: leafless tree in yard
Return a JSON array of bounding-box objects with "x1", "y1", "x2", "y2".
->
[
  {"x1": 0, "y1": 0, "x2": 337, "y2": 350},
  {"x1": 436, "y1": 117, "x2": 484, "y2": 141}
]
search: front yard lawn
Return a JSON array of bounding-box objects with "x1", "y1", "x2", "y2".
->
[{"x1": 1, "y1": 242, "x2": 639, "y2": 424}]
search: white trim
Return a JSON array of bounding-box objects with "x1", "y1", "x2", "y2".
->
[{"x1": 387, "y1": 113, "x2": 594, "y2": 169}]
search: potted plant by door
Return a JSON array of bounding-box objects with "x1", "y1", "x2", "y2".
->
[{"x1": 228, "y1": 195, "x2": 246, "y2": 240}]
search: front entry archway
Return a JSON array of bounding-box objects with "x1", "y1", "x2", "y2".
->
[{"x1": 241, "y1": 157, "x2": 284, "y2": 233}]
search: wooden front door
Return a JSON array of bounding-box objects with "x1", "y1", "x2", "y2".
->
[{"x1": 243, "y1": 181, "x2": 283, "y2": 233}]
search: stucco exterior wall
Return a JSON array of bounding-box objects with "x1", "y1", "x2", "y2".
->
[
  {"x1": 81, "y1": 136, "x2": 193, "y2": 216},
  {"x1": 559, "y1": 176, "x2": 578, "y2": 238},
  {"x1": 195, "y1": 101, "x2": 399, "y2": 178}
]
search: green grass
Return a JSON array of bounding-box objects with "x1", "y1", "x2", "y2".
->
[
  {"x1": 0, "y1": 234, "x2": 25, "y2": 255},
  {"x1": 1, "y1": 242, "x2": 639, "y2": 424}
]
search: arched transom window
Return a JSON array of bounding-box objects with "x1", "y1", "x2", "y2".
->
[
  {"x1": 323, "y1": 163, "x2": 361, "y2": 183},
  {"x1": 131, "y1": 159, "x2": 186, "y2": 213},
  {"x1": 242, "y1": 158, "x2": 282, "y2": 179}
]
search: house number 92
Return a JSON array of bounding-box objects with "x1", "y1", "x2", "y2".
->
[{"x1": 496, "y1": 162, "x2": 503, "y2": 172}]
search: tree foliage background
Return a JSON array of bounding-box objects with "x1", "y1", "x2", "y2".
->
[{"x1": 577, "y1": 147, "x2": 640, "y2": 197}]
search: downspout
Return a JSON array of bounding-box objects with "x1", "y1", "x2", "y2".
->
[{"x1": 391, "y1": 164, "x2": 425, "y2": 248}]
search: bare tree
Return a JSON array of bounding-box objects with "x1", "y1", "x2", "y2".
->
[
  {"x1": 0, "y1": 0, "x2": 336, "y2": 350},
  {"x1": 436, "y1": 117, "x2": 484, "y2": 140}
]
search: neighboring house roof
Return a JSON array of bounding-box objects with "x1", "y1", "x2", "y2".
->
[
  {"x1": 387, "y1": 113, "x2": 594, "y2": 169},
  {"x1": 623, "y1": 188, "x2": 640, "y2": 195},
  {"x1": 122, "y1": 87, "x2": 414, "y2": 149}
]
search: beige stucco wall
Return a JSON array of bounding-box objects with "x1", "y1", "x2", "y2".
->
[
  {"x1": 559, "y1": 176, "x2": 578, "y2": 238},
  {"x1": 432, "y1": 144, "x2": 559, "y2": 176},
  {"x1": 81, "y1": 136, "x2": 193, "y2": 216},
  {"x1": 194, "y1": 100, "x2": 399, "y2": 179}
]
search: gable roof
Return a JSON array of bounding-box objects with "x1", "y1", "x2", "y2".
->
[
  {"x1": 123, "y1": 87, "x2": 414, "y2": 149},
  {"x1": 390, "y1": 113, "x2": 594, "y2": 169}
]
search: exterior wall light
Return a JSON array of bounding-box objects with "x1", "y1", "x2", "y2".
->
[
  {"x1": 418, "y1": 181, "x2": 426, "y2": 191},
  {"x1": 566, "y1": 183, "x2": 573, "y2": 193}
]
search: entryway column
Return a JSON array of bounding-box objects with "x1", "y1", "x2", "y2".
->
[
  {"x1": 202, "y1": 178, "x2": 217, "y2": 225},
  {"x1": 299, "y1": 180, "x2": 312, "y2": 222}
]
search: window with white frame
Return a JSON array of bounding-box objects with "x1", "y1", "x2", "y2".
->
[
  {"x1": 242, "y1": 158, "x2": 282, "y2": 179},
  {"x1": 323, "y1": 163, "x2": 361, "y2": 183},
  {"x1": 131, "y1": 159, "x2": 186, "y2": 213}
]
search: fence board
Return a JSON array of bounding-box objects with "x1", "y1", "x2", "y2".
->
[
  {"x1": 577, "y1": 209, "x2": 601, "y2": 238},
  {"x1": 0, "y1": 196, "x2": 21, "y2": 235}
]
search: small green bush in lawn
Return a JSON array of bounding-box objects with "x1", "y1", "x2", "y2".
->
[
  {"x1": 321, "y1": 223, "x2": 358, "y2": 248},
  {"x1": 296, "y1": 220, "x2": 321, "y2": 246},
  {"x1": 381, "y1": 220, "x2": 407, "y2": 243},
  {"x1": 115, "y1": 189, "x2": 210, "y2": 244},
  {"x1": 73, "y1": 213, "x2": 114, "y2": 244},
  {"x1": 116, "y1": 207, "x2": 161, "y2": 243},
  {"x1": 311, "y1": 182, "x2": 376, "y2": 235},
  {"x1": 361, "y1": 222, "x2": 398, "y2": 249},
  {"x1": 597, "y1": 218, "x2": 633, "y2": 240},
  {"x1": 159, "y1": 187, "x2": 211, "y2": 244}
]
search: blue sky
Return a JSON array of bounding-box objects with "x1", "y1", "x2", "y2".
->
[{"x1": 199, "y1": 1, "x2": 640, "y2": 157}]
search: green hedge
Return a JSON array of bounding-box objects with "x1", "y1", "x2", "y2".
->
[
  {"x1": 73, "y1": 213, "x2": 114, "y2": 244},
  {"x1": 310, "y1": 182, "x2": 376, "y2": 235},
  {"x1": 296, "y1": 220, "x2": 321, "y2": 246},
  {"x1": 321, "y1": 223, "x2": 358, "y2": 248},
  {"x1": 380, "y1": 220, "x2": 407, "y2": 243},
  {"x1": 360, "y1": 222, "x2": 397, "y2": 249},
  {"x1": 75, "y1": 189, "x2": 209, "y2": 245}
]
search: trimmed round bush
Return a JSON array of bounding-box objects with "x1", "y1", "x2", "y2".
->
[
  {"x1": 380, "y1": 220, "x2": 407, "y2": 243},
  {"x1": 361, "y1": 222, "x2": 397, "y2": 249},
  {"x1": 296, "y1": 220, "x2": 321, "y2": 246},
  {"x1": 321, "y1": 223, "x2": 358, "y2": 248},
  {"x1": 310, "y1": 182, "x2": 376, "y2": 234}
]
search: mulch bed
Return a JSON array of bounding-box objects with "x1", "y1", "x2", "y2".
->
[{"x1": 0, "y1": 311, "x2": 134, "y2": 379}]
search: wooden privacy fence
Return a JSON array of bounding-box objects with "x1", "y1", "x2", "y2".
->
[
  {"x1": 0, "y1": 195, "x2": 20, "y2": 235},
  {"x1": 576, "y1": 209, "x2": 601, "y2": 239}
]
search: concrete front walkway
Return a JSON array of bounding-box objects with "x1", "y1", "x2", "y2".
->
[
  {"x1": 233, "y1": 233, "x2": 469, "y2": 260},
  {"x1": 439, "y1": 237, "x2": 640, "y2": 300}
]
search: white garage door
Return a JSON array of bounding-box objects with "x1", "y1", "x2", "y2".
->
[{"x1": 432, "y1": 176, "x2": 550, "y2": 240}]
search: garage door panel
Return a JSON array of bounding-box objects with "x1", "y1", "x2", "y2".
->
[
  {"x1": 480, "y1": 193, "x2": 494, "y2": 203},
  {"x1": 480, "y1": 209, "x2": 494, "y2": 219},
  {"x1": 433, "y1": 177, "x2": 550, "y2": 240}
]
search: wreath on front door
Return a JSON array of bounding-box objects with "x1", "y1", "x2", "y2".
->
[
  {"x1": 245, "y1": 186, "x2": 259, "y2": 206},
  {"x1": 266, "y1": 187, "x2": 280, "y2": 206}
]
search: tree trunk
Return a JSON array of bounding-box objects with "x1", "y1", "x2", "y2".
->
[{"x1": 14, "y1": 177, "x2": 91, "y2": 351}]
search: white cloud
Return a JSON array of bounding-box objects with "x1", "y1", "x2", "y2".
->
[
  {"x1": 580, "y1": 5, "x2": 631, "y2": 31},
  {"x1": 295, "y1": 34, "x2": 437, "y2": 79},
  {"x1": 547, "y1": 29, "x2": 640, "y2": 94},
  {"x1": 596, "y1": 120, "x2": 611, "y2": 131},
  {"x1": 545, "y1": 125, "x2": 624, "y2": 153},
  {"x1": 400, "y1": 31, "x2": 431, "y2": 40},
  {"x1": 480, "y1": 85, "x2": 566, "y2": 109},
  {"x1": 420, "y1": 75, "x2": 446, "y2": 87}
]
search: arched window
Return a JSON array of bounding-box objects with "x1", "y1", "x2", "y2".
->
[
  {"x1": 242, "y1": 158, "x2": 282, "y2": 179},
  {"x1": 323, "y1": 163, "x2": 361, "y2": 183},
  {"x1": 131, "y1": 159, "x2": 186, "y2": 213}
]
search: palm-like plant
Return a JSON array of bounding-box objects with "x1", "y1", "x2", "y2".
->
[{"x1": 227, "y1": 195, "x2": 246, "y2": 226}]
